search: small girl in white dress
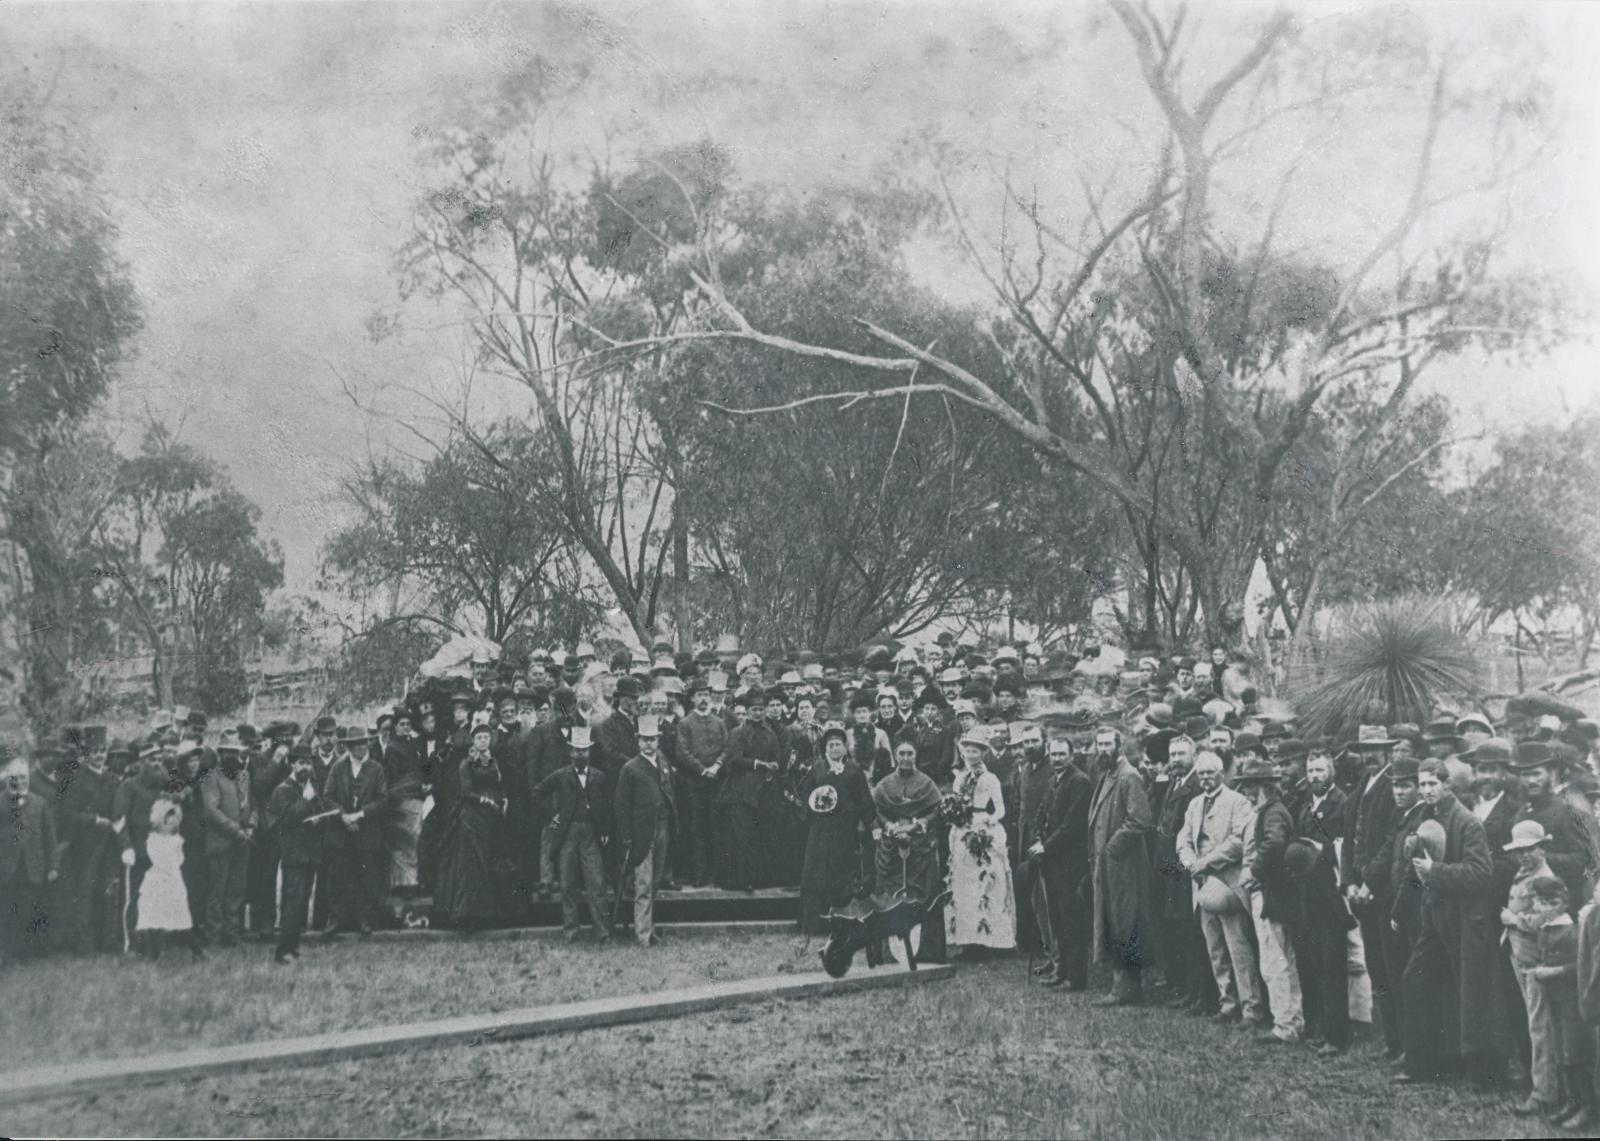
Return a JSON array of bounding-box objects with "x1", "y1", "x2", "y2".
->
[{"x1": 138, "y1": 799, "x2": 199, "y2": 959}]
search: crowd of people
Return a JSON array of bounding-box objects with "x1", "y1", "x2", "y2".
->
[{"x1": 4, "y1": 633, "x2": 1600, "y2": 1126}]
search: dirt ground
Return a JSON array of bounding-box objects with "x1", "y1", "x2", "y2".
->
[{"x1": 1, "y1": 953, "x2": 1557, "y2": 1140}]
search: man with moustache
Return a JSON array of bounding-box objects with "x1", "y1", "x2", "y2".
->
[
  {"x1": 1295, "y1": 747, "x2": 1354, "y2": 1055},
  {"x1": 1025, "y1": 735, "x2": 1093, "y2": 991},
  {"x1": 1342, "y1": 725, "x2": 1403, "y2": 1059},
  {"x1": 1088, "y1": 726, "x2": 1155, "y2": 1007}
]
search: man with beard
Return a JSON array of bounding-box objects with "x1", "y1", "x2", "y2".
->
[
  {"x1": 1377, "y1": 758, "x2": 1427, "y2": 1041},
  {"x1": 55, "y1": 725, "x2": 120, "y2": 953},
  {"x1": 847, "y1": 692, "x2": 893, "y2": 785},
  {"x1": 1088, "y1": 726, "x2": 1155, "y2": 1006},
  {"x1": 1157, "y1": 735, "x2": 1213, "y2": 1012},
  {"x1": 1294, "y1": 748, "x2": 1355, "y2": 1056},
  {"x1": 719, "y1": 687, "x2": 782, "y2": 891},
  {"x1": 202, "y1": 731, "x2": 256, "y2": 946},
  {"x1": 323, "y1": 730, "x2": 389, "y2": 936},
  {"x1": 1342, "y1": 725, "x2": 1402, "y2": 1059},
  {"x1": 1394, "y1": 760, "x2": 1500, "y2": 1087},
  {"x1": 270, "y1": 747, "x2": 328, "y2": 964},
  {"x1": 244, "y1": 727, "x2": 290, "y2": 937},
  {"x1": 0, "y1": 755, "x2": 59, "y2": 966},
  {"x1": 1514, "y1": 742, "x2": 1600, "y2": 912},
  {"x1": 1012, "y1": 726, "x2": 1055, "y2": 972},
  {"x1": 1026, "y1": 736, "x2": 1093, "y2": 991}
]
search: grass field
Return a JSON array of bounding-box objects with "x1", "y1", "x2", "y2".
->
[
  {"x1": 0, "y1": 946, "x2": 1559, "y2": 1140},
  {"x1": 1, "y1": 931, "x2": 815, "y2": 1071}
]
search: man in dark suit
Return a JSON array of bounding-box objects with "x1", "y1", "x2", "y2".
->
[
  {"x1": 1028, "y1": 737, "x2": 1093, "y2": 990},
  {"x1": 718, "y1": 687, "x2": 782, "y2": 891},
  {"x1": 55, "y1": 726, "x2": 119, "y2": 953},
  {"x1": 615, "y1": 715, "x2": 675, "y2": 947},
  {"x1": 1342, "y1": 726, "x2": 1402, "y2": 1057},
  {"x1": 323, "y1": 730, "x2": 389, "y2": 935},
  {"x1": 1296, "y1": 746, "x2": 1352, "y2": 1055},
  {"x1": 535, "y1": 725, "x2": 611, "y2": 942},
  {"x1": 596, "y1": 677, "x2": 642, "y2": 781},
  {"x1": 1, "y1": 756, "x2": 59, "y2": 966},
  {"x1": 526, "y1": 686, "x2": 582, "y2": 895}
]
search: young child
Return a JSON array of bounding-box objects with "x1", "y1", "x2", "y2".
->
[
  {"x1": 1505, "y1": 865, "x2": 1582, "y2": 1122},
  {"x1": 1575, "y1": 879, "x2": 1600, "y2": 1132},
  {"x1": 137, "y1": 799, "x2": 202, "y2": 960}
]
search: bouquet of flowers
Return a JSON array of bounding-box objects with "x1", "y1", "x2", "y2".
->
[
  {"x1": 963, "y1": 828, "x2": 995, "y2": 864},
  {"x1": 937, "y1": 786, "x2": 975, "y2": 828}
]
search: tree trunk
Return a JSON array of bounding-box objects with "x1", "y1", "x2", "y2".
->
[
  {"x1": 11, "y1": 531, "x2": 78, "y2": 737},
  {"x1": 1280, "y1": 563, "x2": 1323, "y2": 689},
  {"x1": 672, "y1": 509, "x2": 691, "y2": 653}
]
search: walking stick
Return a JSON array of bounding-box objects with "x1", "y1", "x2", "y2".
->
[
  {"x1": 610, "y1": 845, "x2": 632, "y2": 933},
  {"x1": 1035, "y1": 866, "x2": 1052, "y2": 981},
  {"x1": 122, "y1": 863, "x2": 131, "y2": 954}
]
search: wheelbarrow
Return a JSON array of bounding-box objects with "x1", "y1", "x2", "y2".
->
[{"x1": 819, "y1": 888, "x2": 951, "y2": 979}]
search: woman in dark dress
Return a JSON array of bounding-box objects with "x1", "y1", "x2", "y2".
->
[
  {"x1": 434, "y1": 724, "x2": 508, "y2": 929},
  {"x1": 799, "y1": 725, "x2": 874, "y2": 935},
  {"x1": 871, "y1": 737, "x2": 947, "y2": 963}
]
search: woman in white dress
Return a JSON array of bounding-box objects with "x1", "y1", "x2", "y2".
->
[{"x1": 945, "y1": 729, "x2": 1017, "y2": 952}]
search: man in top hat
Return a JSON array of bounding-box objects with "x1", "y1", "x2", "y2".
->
[
  {"x1": 534, "y1": 725, "x2": 611, "y2": 942},
  {"x1": 55, "y1": 724, "x2": 120, "y2": 953},
  {"x1": 198, "y1": 729, "x2": 256, "y2": 946},
  {"x1": 1177, "y1": 749, "x2": 1263, "y2": 1028},
  {"x1": 615, "y1": 714, "x2": 675, "y2": 946},
  {"x1": 1394, "y1": 759, "x2": 1501, "y2": 1086},
  {"x1": 323, "y1": 728, "x2": 389, "y2": 936},
  {"x1": 524, "y1": 685, "x2": 586, "y2": 897},
  {"x1": 1341, "y1": 724, "x2": 1403, "y2": 1057},
  {"x1": 596, "y1": 676, "x2": 643, "y2": 784},
  {"x1": 1514, "y1": 742, "x2": 1600, "y2": 913}
]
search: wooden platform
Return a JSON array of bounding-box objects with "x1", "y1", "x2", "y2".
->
[
  {"x1": 389, "y1": 887, "x2": 800, "y2": 931},
  {"x1": 350, "y1": 919, "x2": 793, "y2": 944},
  {"x1": 0, "y1": 962, "x2": 952, "y2": 1103}
]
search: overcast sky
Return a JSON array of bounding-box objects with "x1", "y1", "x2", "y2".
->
[{"x1": 5, "y1": 1, "x2": 1597, "y2": 590}]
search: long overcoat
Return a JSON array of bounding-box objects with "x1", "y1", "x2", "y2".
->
[{"x1": 1088, "y1": 758, "x2": 1154, "y2": 967}]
